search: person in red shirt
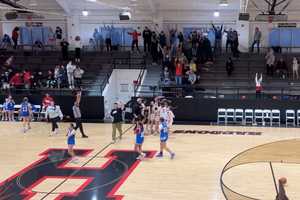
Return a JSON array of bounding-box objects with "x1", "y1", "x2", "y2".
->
[
  {"x1": 23, "y1": 70, "x2": 32, "y2": 89},
  {"x1": 42, "y1": 93, "x2": 54, "y2": 111},
  {"x1": 128, "y1": 30, "x2": 141, "y2": 52},
  {"x1": 175, "y1": 59, "x2": 183, "y2": 85},
  {"x1": 9, "y1": 72, "x2": 24, "y2": 89}
]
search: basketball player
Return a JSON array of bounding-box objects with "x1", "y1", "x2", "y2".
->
[
  {"x1": 167, "y1": 105, "x2": 175, "y2": 134},
  {"x1": 19, "y1": 97, "x2": 32, "y2": 133},
  {"x1": 6, "y1": 96, "x2": 15, "y2": 121},
  {"x1": 66, "y1": 123, "x2": 77, "y2": 163},
  {"x1": 153, "y1": 101, "x2": 161, "y2": 134},
  {"x1": 134, "y1": 120, "x2": 145, "y2": 160},
  {"x1": 156, "y1": 117, "x2": 175, "y2": 159},
  {"x1": 276, "y1": 177, "x2": 289, "y2": 200},
  {"x1": 73, "y1": 90, "x2": 88, "y2": 138},
  {"x1": 149, "y1": 101, "x2": 156, "y2": 134}
]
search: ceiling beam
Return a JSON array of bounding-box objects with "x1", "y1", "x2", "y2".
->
[
  {"x1": 55, "y1": 0, "x2": 71, "y2": 14},
  {"x1": 146, "y1": 0, "x2": 157, "y2": 14},
  {"x1": 240, "y1": 0, "x2": 249, "y2": 13}
]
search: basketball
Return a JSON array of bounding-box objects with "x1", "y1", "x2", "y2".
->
[{"x1": 279, "y1": 177, "x2": 287, "y2": 184}]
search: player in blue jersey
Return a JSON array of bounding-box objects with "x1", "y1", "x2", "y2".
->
[
  {"x1": 156, "y1": 117, "x2": 175, "y2": 159},
  {"x1": 6, "y1": 96, "x2": 15, "y2": 121},
  {"x1": 134, "y1": 120, "x2": 145, "y2": 160},
  {"x1": 19, "y1": 97, "x2": 32, "y2": 133},
  {"x1": 2, "y1": 98, "x2": 9, "y2": 121}
]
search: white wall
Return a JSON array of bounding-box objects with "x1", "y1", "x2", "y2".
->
[{"x1": 102, "y1": 69, "x2": 141, "y2": 119}]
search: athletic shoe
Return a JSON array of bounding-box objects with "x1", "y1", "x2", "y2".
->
[
  {"x1": 156, "y1": 153, "x2": 163, "y2": 158},
  {"x1": 82, "y1": 135, "x2": 88, "y2": 138},
  {"x1": 136, "y1": 155, "x2": 142, "y2": 160},
  {"x1": 170, "y1": 153, "x2": 175, "y2": 160}
]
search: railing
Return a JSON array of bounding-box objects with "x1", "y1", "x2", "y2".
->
[{"x1": 135, "y1": 84, "x2": 300, "y2": 100}]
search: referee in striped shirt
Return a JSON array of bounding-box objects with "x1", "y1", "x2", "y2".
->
[{"x1": 72, "y1": 93, "x2": 88, "y2": 138}]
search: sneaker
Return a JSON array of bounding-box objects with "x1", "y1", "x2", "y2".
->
[
  {"x1": 170, "y1": 153, "x2": 175, "y2": 160},
  {"x1": 82, "y1": 135, "x2": 88, "y2": 138},
  {"x1": 156, "y1": 153, "x2": 163, "y2": 158},
  {"x1": 136, "y1": 155, "x2": 142, "y2": 160},
  {"x1": 71, "y1": 157, "x2": 79, "y2": 164}
]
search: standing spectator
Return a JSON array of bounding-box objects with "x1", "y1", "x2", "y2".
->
[
  {"x1": 255, "y1": 73, "x2": 263, "y2": 99},
  {"x1": 42, "y1": 93, "x2": 54, "y2": 112},
  {"x1": 143, "y1": 27, "x2": 152, "y2": 53},
  {"x1": 105, "y1": 34, "x2": 112, "y2": 52},
  {"x1": 66, "y1": 61, "x2": 75, "y2": 89},
  {"x1": 175, "y1": 58, "x2": 183, "y2": 85},
  {"x1": 151, "y1": 31, "x2": 159, "y2": 63},
  {"x1": 46, "y1": 70, "x2": 55, "y2": 88},
  {"x1": 12, "y1": 27, "x2": 19, "y2": 49},
  {"x1": 46, "y1": 101, "x2": 63, "y2": 136},
  {"x1": 163, "y1": 67, "x2": 170, "y2": 85},
  {"x1": 73, "y1": 65, "x2": 84, "y2": 88},
  {"x1": 72, "y1": 90, "x2": 88, "y2": 138},
  {"x1": 178, "y1": 32, "x2": 184, "y2": 47},
  {"x1": 60, "y1": 39, "x2": 69, "y2": 60},
  {"x1": 224, "y1": 28, "x2": 234, "y2": 53},
  {"x1": 55, "y1": 26, "x2": 63, "y2": 45},
  {"x1": 231, "y1": 30, "x2": 239, "y2": 58},
  {"x1": 159, "y1": 31, "x2": 167, "y2": 48},
  {"x1": 226, "y1": 57, "x2": 234, "y2": 76},
  {"x1": 74, "y1": 36, "x2": 82, "y2": 63},
  {"x1": 275, "y1": 57, "x2": 288, "y2": 79},
  {"x1": 292, "y1": 57, "x2": 299, "y2": 80},
  {"x1": 211, "y1": 23, "x2": 223, "y2": 54},
  {"x1": 251, "y1": 27, "x2": 262, "y2": 53},
  {"x1": 128, "y1": 29, "x2": 141, "y2": 52},
  {"x1": 54, "y1": 65, "x2": 62, "y2": 88},
  {"x1": 265, "y1": 49, "x2": 275, "y2": 76},
  {"x1": 111, "y1": 102, "x2": 124, "y2": 142},
  {"x1": 60, "y1": 64, "x2": 68, "y2": 88}
]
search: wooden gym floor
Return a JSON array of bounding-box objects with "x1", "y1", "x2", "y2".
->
[{"x1": 0, "y1": 122, "x2": 299, "y2": 200}]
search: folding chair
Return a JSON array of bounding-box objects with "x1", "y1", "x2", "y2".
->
[
  {"x1": 286, "y1": 110, "x2": 295, "y2": 127},
  {"x1": 254, "y1": 109, "x2": 263, "y2": 125},
  {"x1": 235, "y1": 109, "x2": 244, "y2": 125},
  {"x1": 245, "y1": 109, "x2": 254, "y2": 125},
  {"x1": 271, "y1": 109, "x2": 280, "y2": 127},
  {"x1": 263, "y1": 109, "x2": 272, "y2": 126},
  {"x1": 217, "y1": 108, "x2": 226, "y2": 125},
  {"x1": 226, "y1": 109, "x2": 235, "y2": 125}
]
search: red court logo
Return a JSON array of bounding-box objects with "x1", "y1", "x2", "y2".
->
[{"x1": 0, "y1": 149, "x2": 156, "y2": 200}]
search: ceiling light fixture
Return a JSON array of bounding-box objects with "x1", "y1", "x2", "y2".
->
[
  {"x1": 29, "y1": 0, "x2": 38, "y2": 6},
  {"x1": 82, "y1": 10, "x2": 89, "y2": 16},
  {"x1": 219, "y1": 0, "x2": 228, "y2": 7},
  {"x1": 214, "y1": 11, "x2": 220, "y2": 17}
]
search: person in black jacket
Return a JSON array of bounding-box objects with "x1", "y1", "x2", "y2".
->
[
  {"x1": 111, "y1": 102, "x2": 124, "y2": 142},
  {"x1": 143, "y1": 27, "x2": 152, "y2": 53},
  {"x1": 226, "y1": 57, "x2": 234, "y2": 76},
  {"x1": 211, "y1": 23, "x2": 223, "y2": 54}
]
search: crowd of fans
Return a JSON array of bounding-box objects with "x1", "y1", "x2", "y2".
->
[{"x1": 0, "y1": 56, "x2": 85, "y2": 92}]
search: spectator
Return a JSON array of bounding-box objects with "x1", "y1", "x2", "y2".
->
[
  {"x1": 105, "y1": 34, "x2": 112, "y2": 52},
  {"x1": 60, "y1": 64, "x2": 67, "y2": 88},
  {"x1": 151, "y1": 31, "x2": 159, "y2": 63},
  {"x1": 128, "y1": 29, "x2": 141, "y2": 52},
  {"x1": 12, "y1": 27, "x2": 19, "y2": 49},
  {"x1": 60, "y1": 39, "x2": 69, "y2": 60},
  {"x1": 54, "y1": 65, "x2": 62, "y2": 88},
  {"x1": 66, "y1": 61, "x2": 75, "y2": 89},
  {"x1": 211, "y1": 23, "x2": 223, "y2": 54},
  {"x1": 186, "y1": 69, "x2": 197, "y2": 85},
  {"x1": 255, "y1": 73, "x2": 263, "y2": 99},
  {"x1": 231, "y1": 30, "x2": 239, "y2": 58},
  {"x1": 251, "y1": 27, "x2": 262, "y2": 53},
  {"x1": 143, "y1": 27, "x2": 152, "y2": 53},
  {"x1": 89, "y1": 38, "x2": 96, "y2": 50},
  {"x1": 46, "y1": 70, "x2": 55, "y2": 88},
  {"x1": 265, "y1": 49, "x2": 275, "y2": 76},
  {"x1": 189, "y1": 59, "x2": 197, "y2": 74},
  {"x1": 1, "y1": 34, "x2": 12, "y2": 49},
  {"x1": 32, "y1": 70, "x2": 43, "y2": 88},
  {"x1": 226, "y1": 57, "x2": 234, "y2": 76},
  {"x1": 42, "y1": 93, "x2": 54, "y2": 111},
  {"x1": 23, "y1": 69, "x2": 32, "y2": 89},
  {"x1": 4, "y1": 56, "x2": 14, "y2": 67},
  {"x1": 163, "y1": 67, "x2": 170, "y2": 85},
  {"x1": 275, "y1": 57, "x2": 288, "y2": 79},
  {"x1": 178, "y1": 32, "x2": 184, "y2": 47},
  {"x1": 74, "y1": 36, "x2": 82, "y2": 63},
  {"x1": 292, "y1": 57, "x2": 299, "y2": 80},
  {"x1": 55, "y1": 26, "x2": 63, "y2": 44},
  {"x1": 9, "y1": 72, "x2": 24, "y2": 89},
  {"x1": 73, "y1": 65, "x2": 84, "y2": 88},
  {"x1": 224, "y1": 28, "x2": 234, "y2": 53},
  {"x1": 159, "y1": 31, "x2": 167, "y2": 48},
  {"x1": 175, "y1": 58, "x2": 183, "y2": 85},
  {"x1": 1, "y1": 71, "x2": 10, "y2": 91}
]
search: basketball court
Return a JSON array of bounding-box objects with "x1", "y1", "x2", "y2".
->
[{"x1": 0, "y1": 122, "x2": 299, "y2": 200}]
